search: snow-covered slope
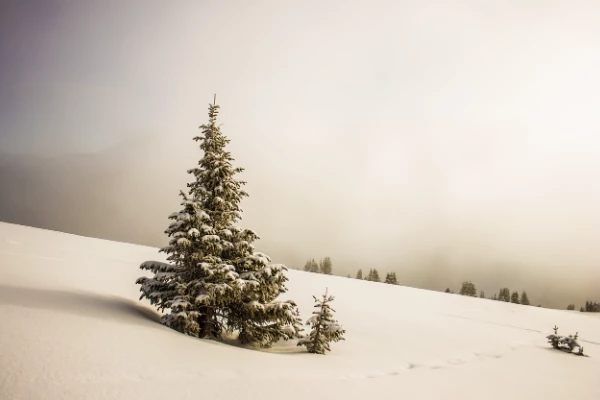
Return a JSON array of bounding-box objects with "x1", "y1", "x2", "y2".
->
[{"x1": 1, "y1": 222, "x2": 598, "y2": 400}]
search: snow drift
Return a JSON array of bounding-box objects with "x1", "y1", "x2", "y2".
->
[{"x1": 0, "y1": 222, "x2": 598, "y2": 399}]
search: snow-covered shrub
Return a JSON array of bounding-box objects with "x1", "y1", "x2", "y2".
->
[
  {"x1": 546, "y1": 326, "x2": 586, "y2": 356},
  {"x1": 547, "y1": 325, "x2": 561, "y2": 349},
  {"x1": 298, "y1": 290, "x2": 345, "y2": 354}
]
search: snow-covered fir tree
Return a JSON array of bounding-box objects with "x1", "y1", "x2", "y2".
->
[
  {"x1": 136, "y1": 97, "x2": 301, "y2": 346},
  {"x1": 384, "y1": 272, "x2": 398, "y2": 284},
  {"x1": 356, "y1": 269, "x2": 363, "y2": 279},
  {"x1": 298, "y1": 290, "x2": 345, "y2": 354}
]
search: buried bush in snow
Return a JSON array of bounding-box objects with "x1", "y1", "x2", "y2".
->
[
  {"x1": 298, "y1": 290, "x2": 345, "y2": 354},
  {"x1": 546, "y1": 325, "x2": 586, "y2": 356}
]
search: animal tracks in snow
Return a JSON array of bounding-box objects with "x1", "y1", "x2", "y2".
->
[
  {"x1": 344, "y1": 348, "x2": 516, "y2": 380},
  {"x1": 436, "y1": 312, "x2": 542, "y2": 333}
]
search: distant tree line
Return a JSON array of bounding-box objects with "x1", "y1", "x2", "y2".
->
[
  {"x1": 566, "y1": 301, "x2": 599, "y2": 312},
  {"x1": 301, "y1": 262, "x2": 399, "y2": 286},
  {"x1": 353, "y1": 268, "x2": 398, "y2": 285},
  {"x1": 448, "y1": 281, "x2": 531, "y2": 306},
  {"x1": 303, "y1": 257, "x2": 333, "y2": 275},
  {"x1": 577, "y1": 301, "x2": 600, "y2": 313}
]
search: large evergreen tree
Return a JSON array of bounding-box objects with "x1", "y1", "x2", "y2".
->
[
  {"x1": 136, "y1": 97, "x2": 301, "y2": 346},
  {"x1": 356, "y1": 269, "x2": 363, "y2": 279},
  {"x1": 298, "y1": 290, "x2": 345, "y2": 354}
]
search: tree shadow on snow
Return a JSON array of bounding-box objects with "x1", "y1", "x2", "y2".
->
[
  {"x1": 0, "y1": 284, "x2": 313, "y2": 352},
  {"x1": 0, "y1": 284, "x2": 162, "y2": 328}
]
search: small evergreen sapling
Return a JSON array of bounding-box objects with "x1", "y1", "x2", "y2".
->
[
  {"x1": 298, "y1": 290, "x2": 345, "y2": 354},
  {"x1": 547, "y1": 325, "x2": 560, "y2": 349}
]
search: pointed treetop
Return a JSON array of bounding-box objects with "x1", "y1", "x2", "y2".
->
[{"x1": 207, "y1": 94, "x2": 219, "y2": 124}]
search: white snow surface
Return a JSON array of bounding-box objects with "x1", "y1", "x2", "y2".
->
[{"x1": 0, "y1": 222, "x2": 599, "y2": 400}]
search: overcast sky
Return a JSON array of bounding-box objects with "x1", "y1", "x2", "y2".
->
[{"x1": 1, "y1": 0, "x2": 599, "y2": 305}]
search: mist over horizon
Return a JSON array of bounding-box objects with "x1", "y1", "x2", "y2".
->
[{"x1": 1, "y1": 0, "x2": 600, "y2": 309}]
